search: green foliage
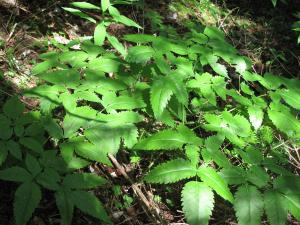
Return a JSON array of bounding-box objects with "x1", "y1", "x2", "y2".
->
[{"x1": 1, "y1": 0, "x2": 300, "y2": 224}]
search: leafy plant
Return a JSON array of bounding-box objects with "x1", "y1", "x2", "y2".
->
[{"x1": 1, "y1": 0, "x2": 300, "y2": 224}]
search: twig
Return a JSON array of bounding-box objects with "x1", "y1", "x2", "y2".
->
[{"x1": 108, "y1": 154, "x2": 167, "y2": 225}]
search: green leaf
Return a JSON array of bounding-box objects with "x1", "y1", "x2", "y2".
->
[
  {"x1": 6, "y1": 140, "x2": 22, "y2": 160},
  {"x1": 203, "y1": 135, "x2": 230, "y2": 168},
  {"x1": 0, "y1": 115, "x2": 13, "y2": 140},
  {"x1": 14, "y1": 182, "x2": 42, "y2": 225},
  {"x1": 107, "y1": 35, "x2": 127, "y2": 57},
  {"x1": 279, "y1": 89, "x2": 300, "y2": 110},
  {"x1": 185, "y1": 145, "x2": 200, "y2": 167},
  {"x1": 0, "y1": 166, "x2": 32, "y2": 182},
  {"x1": 73, "y1": 140, "x2": 112, "y2": 166},
  {"x1": 101, "y1": 0, "x2": 110, "y2": 12},
  {"x1": 272, "y1": 0, "x2": 277, "y2": 7},
  {"x1": 181, "y1": 181, "x2": 214, "y2": 225},
  {"x1": 284, "y1": 193, "x2": 300, "y2": 220},
  {"x1": 234, "y1": 185, "x2": 264, "y2": 225},
  {"x1": 36, "y1": 168, "x2": 60, "y2": 190},
  {"x1": 248, "y1": 106, "x2": 263, "y2": 130},
  {"x1": 134, "y1": 126, "x2": 201, "y2": 150},
  {"x1": 264, "y1": 190, "x2": 288, "y2": 225},
  {"x1": 62, "y1": 7, "x2": 96, "y2": 23},
  {"x1": 94, "y1": 23, "x2": 106, "y2": 46},
  {"x1": 150, "y1": 77, "x2": 173, "y2": 118},
  {"x1": 115, "y1": 15, "x2": 142, "y2": 29},
  {"x1": 127, "y1": 46, "x2": 154, "y2": 64},
  {"x1": 123, "y1": 34, "x2": 155, "y2": 43},
  {"x1": 42, "y1": 116, "x2": 63, "y2": 139},
  {"x1": 70, "y1": 190, "x2": 112, "y2": 224},
  {"x1": 40, "y1": 69, "x2": 80, "y2": 88},
  {"x1": 102, "y1": 93, "x2": 146, "y2": 111},
  {"x1": 25, "y1": 154, "x2": 42, "y2": 177},
  {"x1": 144, "y1": 159, "x2": 197, "y2": 184},
  {"x1": 55, "y1": 188, "x2": 74, "y2": 225},
  {"x1": 88, "y1": 57, "x2": 120, "y2": 73},
  {"x1": 219, "y1": 167, "x2": 246, "y2": 185},
  {"x1": 197, "y1": 167, "x2": 233, "y2": 203},
  {"x1": 71, "y1": 2, "x2": 100, "y2": 9},
  {"x1": 0, "y1": 145, "x2": 8, "y2": 166},
  {"x1": 19, "y1": 137, "x2": 43, "y2": 153},
  {"x1": 3, "y1": 96, "x2": 24, "y2": 120},
  {"x1": 63, "y1": 173, "x2": 107, "y2": 189},
  {"x1": 166, "y1": 73, "x2": 188, "y2": 105},
  {"x1": 246, "y1": 166, "x2": 269, "y2": 188},
  {"x1": 268, "y1": 102, "x2": 300, "y2": 136}
]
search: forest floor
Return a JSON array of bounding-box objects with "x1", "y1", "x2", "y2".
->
[{"x1": 0, "y1": 0, "x2": 300, "y2": 224}]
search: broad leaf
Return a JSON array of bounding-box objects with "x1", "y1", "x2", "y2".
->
[
  {"x1": 63, "y1": 173, "x2": 107, "y2": 189},
  {"x1": 197, "y1": 167, "x2": 233, "y2": 203},
  {"x1": 94, "y1": 23, "x2": 106, "y2": 46},
  {"x1": 14, "y1": 182, "x2": 42, "y2": 225},
  {"x1": 234, "y1": 185, "x2": 264, "y2": 225},
  {"x1": 264, "y1": 190, "x2": 288, "y2": 225},
  {"x1": 181, "y1": 181, "x2": 214, "y2": 225},
  {"x1": 0, "y1": 166, "x2": 32, "y2": 182},
  {"x1": 55, "y1": 188, "x2": 74, "y2": 225},
  {"x1": 70, "y1": 190, "x2": 112, "y2": 224},
  {"x1": 144, "y1": 159, "x2": 197, "y2": 184}
]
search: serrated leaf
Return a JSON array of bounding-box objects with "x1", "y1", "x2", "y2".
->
[
  {"x1": 284, "y1": 193, "x2": 300, "y2": 220},
  {"x1": 234, "y1": 185, "x2": 264, "y2": 225},
  {"x1": 181, "y1": 181, "x2": 214, "y2": 225},
  {"x1": 144, "y1": 159, "x2": 197, "y2": 184},
  {"x1": 219, "y1": 167, "x2": 246, "y2": 185},
  {"x1": 19, "y1": 137, "x2": 43, "y2": 153},
  {"x1": 55, "y1": 188, "x2": 74, "y2": 225},
  {"x1": 102, "y1": 93, "x2": 146, "y2": 111},
  {"x1": 127, "y1": 46, "x2": 154, "y2": 64},
  {"x1": 63, "y1": 173, "x2": 107, "y2": 189},
  {"x1": 268, "y1": 103, "x2": 300, "y2": 136},
  {"x1": 166, "y1": 73, "x2": 188, "y2": 105},
  {"x1": 14, "y1": 182, "x2": 42, "y2": 225},
  {"x1": 0, "y1": 166, "x2": 32, "y2": 182},
  {"x1": 7, "y1": 140, "x2": 22, "y2": 160},
  {"x1": 36, "y1": 168, "x2": 60, "y2": 190},
  {"x1": 107, "y1": 35, "x2": 127, "y2": 57},
  {"x1": 88, "y1": 57, "x2": 120, "y2": 73},
  {"x1": 3, "y1": 96, "x2": 24, "y2": 120},
  {"x1": 134, "y1": 126, "x2": 201, "y2": 151},
  {"x1": 246, "y1": 166, "x2": 269, "y2": 188},
  {"x1": 264, "y1": 190, "x2": 288, "y2": 225},
  {"x1": 248, "y1": 106, "x2": 263, "y2": 130},
  {"x1": 185, "y1": 145, "x2": 200, "y2": 167},
  {"x1": 73, "y1": 139, "x2": 112, "y2": 166},
  {"x1": 42, "y1": 116, "x2": 63, "y2": 139},
  {"x1": 150, "y1": 77, "x2": 173, "y2": 119},
  {"x1": 25, "y1": 154, "x2": 42, "y2": 177},
  {"x1": 94, "y1": 23, "x2": 106, "y2": 46},
  {"x1": 279, "y1": 89, "x2": 300, "y2": 110},
  {"x1": 197, "y1": 167, "x2": 233, "y2": 203},
  {"x1": 203, "y1": 135, "x2": 230, "y2": 167},
  {"x1": 70, "y1": 190, "x2": 112, "y2": 224}
]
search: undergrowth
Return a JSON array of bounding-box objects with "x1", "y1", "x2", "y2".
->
[{"x1": 0, "y1": 0, "x2": 299, "y2": 225}]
